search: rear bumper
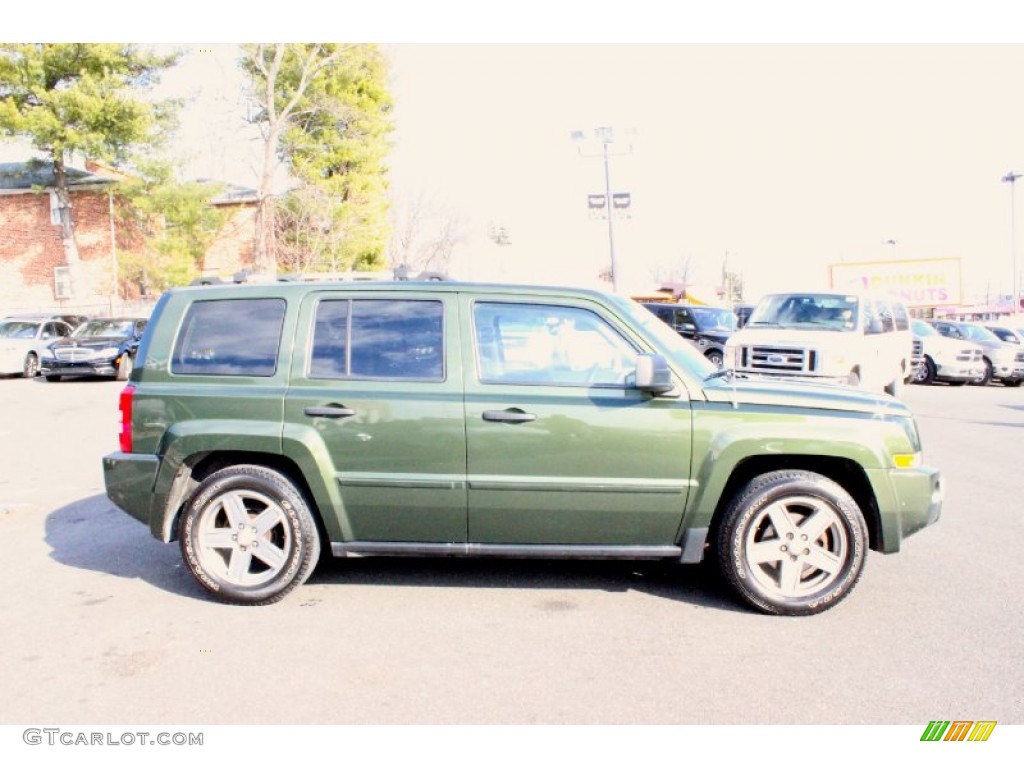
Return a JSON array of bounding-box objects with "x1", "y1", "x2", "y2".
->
[{"x1": 102, "y1": 452, "x2": 160, "y2": 528}]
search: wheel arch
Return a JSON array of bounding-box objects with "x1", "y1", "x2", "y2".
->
[
  {"x1": 706, "y1": 455, "x2": 883, "y2": 553},
  {"x1": 157, "y1": 450, "x2": 327, "y2": 549}
]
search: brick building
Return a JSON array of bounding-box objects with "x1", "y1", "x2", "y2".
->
[{"x1": 0, "y1": 160, "x2": 258, "y2": 315}]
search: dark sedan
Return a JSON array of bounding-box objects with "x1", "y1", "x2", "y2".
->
[{"x1": 40, "y1": 317, "x2": 148, "y2": 381}]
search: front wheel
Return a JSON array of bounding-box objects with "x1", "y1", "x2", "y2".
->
[
  {"x1": 913, "y1": 357, "x2": 936, "y2": 385},
  {"x1": 705, "y1": 350, "x2": 724, "y2": 369},
  {"x1": 115, "y1": 354, "x2": 133, "y2": 381},
  {"x1": 884, "y1": 368, "x2": 905, "y2": 398},
  {"x1": 179, "y1": 465, "x2": 321, "y2": 605},
  {"x1": 716, "y1": 470, "x2": 868, "y2": 616},
  {"x1": 1002, "y1": 379, "x2": 1023, "y2": 388},
  {"x1": 23, "y1": 353, "x2": 39, "y2": 378},
  {"x1": 970, "y1": 358, "x2": 993, "y2": 386}
]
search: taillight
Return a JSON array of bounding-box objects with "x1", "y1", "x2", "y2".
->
[{"x1": 118, "y1": 384, "x2": 135, "y2": 453}]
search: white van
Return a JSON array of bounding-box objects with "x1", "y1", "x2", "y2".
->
[{"x1": 724, "y1": 291, "x2": 914, "y2": 396}]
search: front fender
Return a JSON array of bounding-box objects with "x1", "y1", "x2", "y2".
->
[{"x1": 683, "y1": 410, "x2": 890, "y2": 532}]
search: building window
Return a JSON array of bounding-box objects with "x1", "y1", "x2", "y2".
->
[{"x1": 53, "y1": 267, "x2": 72, "y2": 300}]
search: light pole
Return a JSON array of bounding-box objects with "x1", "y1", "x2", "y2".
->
[
  {"x1": 572, "y1": 127, "x2": 631, "y2": 292},
  {"x1": 1003, "y1": 171, "x2": 1021, "y2": 315}
]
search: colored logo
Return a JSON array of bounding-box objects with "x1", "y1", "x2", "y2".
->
[{"x1": 920, "y1": 721, "x2": 997, "y2": 742}]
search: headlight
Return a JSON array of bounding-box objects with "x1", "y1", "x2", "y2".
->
[{"x1": 99, "y1": 346, "x2": 120, "y2": 358}]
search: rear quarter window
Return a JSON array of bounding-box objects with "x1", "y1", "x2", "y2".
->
[{"x1": 171, "y1": 298, "x2": 286, "y2": 376}]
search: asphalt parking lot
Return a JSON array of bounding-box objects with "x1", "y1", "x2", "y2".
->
[{"x1": 0, "y1": 375, "x2": 1021, "y2": 726}]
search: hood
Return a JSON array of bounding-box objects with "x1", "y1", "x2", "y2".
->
[
  {"x1": 701, "y1": 374, "x2": 910, "y2": 417},
  {"x1": 918, "y1": 334, "x2": 979, "y2": 356}
]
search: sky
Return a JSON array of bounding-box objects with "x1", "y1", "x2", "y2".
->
[{"x1": 5, "y1": 3, "x2": 1024, "y2": 304}]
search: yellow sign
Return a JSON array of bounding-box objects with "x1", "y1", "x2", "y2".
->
[{"x1": 829, "y1": 258, "x2": 962, "y2": 307}]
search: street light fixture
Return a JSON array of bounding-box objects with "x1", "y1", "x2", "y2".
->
[
  {"x1": 572, "y1": 127, "x2": 632, "y2": 291},
  {"x1": 1002, "y1": 171, "x2": 1021, "y2": 315}
]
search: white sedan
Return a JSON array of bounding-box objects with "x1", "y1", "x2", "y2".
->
[{"x1": 0, "y1": 318, "x2": 75, "y2": 377}]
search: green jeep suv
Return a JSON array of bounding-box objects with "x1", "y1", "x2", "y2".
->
[{"x1": 102, "y1": 282, "x2": 942, "y2": 615}]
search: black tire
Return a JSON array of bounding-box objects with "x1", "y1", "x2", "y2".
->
[
  {"x1": 45, "y1": 374, "x2": 62, "y2": 382},
  {"x1": 970, "y1": 358, "x2": 992, "y2": 386},
  {"x1": 913, "y1": 356, "x2": 936, "y2": 385},
  {"x1": 884, "y1": 369, "x2": 905, "y2": 398},
  {"x1": 115, "y1": 354, "x2": 133, "y2": 382},
  {"x1": 23, "y1": 353, "x2": 39, "y2": 378},
  {"x1": 179, "y1": 465, "x2": 321, "y2": 605},
  {"x1": 847, "y1": 370, "x2": 861, "y2": 387},
  {"x1": 716, "y1": 470, "x2": 868, "y2": 616},
  {"x1": 705, "y1": 350, "x2": 724, "y2": 369},
  {"x1": 1001, "y1": 379, "x2": 1023, "y2": 388}
]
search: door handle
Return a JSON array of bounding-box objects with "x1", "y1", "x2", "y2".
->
[
  {"x1": 304, "y1": 406, "x2": 356, "y2": 418},
  {"x1": 482, "y1": 408, "x2": 537, "y2": 423}
]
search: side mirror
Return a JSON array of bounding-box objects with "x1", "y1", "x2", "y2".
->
[{"x1": 634, "y1": 353, "x2": 674, "y2": 395}]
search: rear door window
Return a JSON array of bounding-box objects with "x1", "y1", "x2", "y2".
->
[{"x1": 310, "y1": 299, "x2": 444, "y2": 380}]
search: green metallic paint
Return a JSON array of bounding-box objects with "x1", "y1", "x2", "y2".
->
[{"x1": 104, "y1": 281, "x2": 941, "y2": 566}]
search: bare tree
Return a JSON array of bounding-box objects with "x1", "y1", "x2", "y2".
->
[
  {"x1": 242, "y1": 44, "x2": 347, "y2": 274},
  {"x1": 388, "y1": 191, "x2": 467, "y2": 275}
]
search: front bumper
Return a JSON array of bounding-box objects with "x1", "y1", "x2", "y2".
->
[
  {"x1": 871, "y1": 465, "x2": 943, "y2": 552},
  {"x1": 993, "y1": 362, "x2": 1024, "y2": 381},
  {"x1": 40, "y1": 356, "x2": 119, "y2": 377},
  {"x1": 934, "y1": 360, "x2": 982, "y2": 382}
]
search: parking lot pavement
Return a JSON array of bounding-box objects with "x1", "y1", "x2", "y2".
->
[{"x1": 0, "y1": 375, "x2": 1022, "y2": 727}]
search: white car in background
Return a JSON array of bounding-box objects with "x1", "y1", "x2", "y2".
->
[
  {"x1": 0, "y1": 317, "x2": 75, "y2": 377},
  {"x1": 911, "y1": 320, "x2": 984, "y2": 386}
]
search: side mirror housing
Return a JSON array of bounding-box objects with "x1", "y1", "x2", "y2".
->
[{"x1": 635, "y1": 353, "x2": 674, "y2": 395}]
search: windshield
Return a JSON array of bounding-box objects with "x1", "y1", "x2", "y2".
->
[
  {"x1": 73, "y1": 320, "x2": 136, "y2": 338},
  {"x1": 912, "y1": 320, "x2": 937, "y2": 337},
  {"x1": 960, "y1": 324, "x2": 999, "y2": 343},
  {"x1": 0, "y1": 321, "x2": 40, "y2": 339},
  {"x1": 748, "y1": 294, "x2": 859, "y2": 331},
  {"x1": 690, "y1": 306, "x2": 737, "y2": 331}
]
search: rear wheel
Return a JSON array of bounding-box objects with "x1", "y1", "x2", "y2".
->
[
  {"x1": 23, "y1": 353, "x2": 39, "y2": 378},
  {"x1": 1002, "y1": 379, "x2": 1023, "y2": 388},
  {"x1": 717, "y1": 470, "x2": 868, "y2": 616},
  {"x1": 179, "y1": 465, "x2": 321, "y2": 605},
  {"x1": 706, "y1": 350, "x2": 724, "y2": 368}
]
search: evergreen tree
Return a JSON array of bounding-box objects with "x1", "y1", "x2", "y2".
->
[{"x1": 0, "y1": 44, "x2": 181, "y2": 296}]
